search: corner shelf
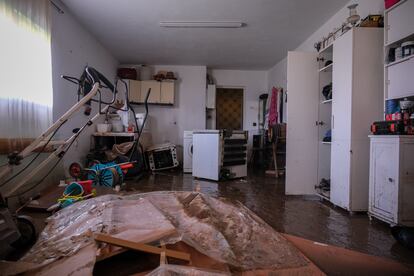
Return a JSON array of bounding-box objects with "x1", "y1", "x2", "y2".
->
[
  {"x1": 319, "y1": 63, "x2": 333, "y2": 73},
  {"x1": 321, "y1": 99, "x2": 332, "y2": 104},
  {"x1": 321, "y1": 141, "x2": 331, "y2": 145}
]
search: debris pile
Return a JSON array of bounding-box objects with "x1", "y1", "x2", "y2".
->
[{"x1": 4, "y1": 192, "x2": 321, "y2": 275}]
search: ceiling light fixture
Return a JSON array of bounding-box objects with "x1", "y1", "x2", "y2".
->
[{"x1": 159, "y1": 21, "x2": 243, "y2": 28}]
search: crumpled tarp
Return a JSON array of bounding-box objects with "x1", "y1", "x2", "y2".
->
[{"x1": 18, "y1": 191, "x2": 310, "y2": 275}]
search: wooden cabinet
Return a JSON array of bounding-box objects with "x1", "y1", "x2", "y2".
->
[
  {"x1": 123, "y1": 80, "x2": 175, "y2": 105},
  {"x1": 369, "y1": 136, "x2": 414, "y2": 226},
  {"x1": 128, "y1": 80, "x2": 141, "y2": 102},
  {"x1": 160, "y1": 81, "x2": 174, "y2": 104},
  {"x1": 140, "y1": 80, "x2": 161, "y2": 103},
  {"x1": 286, "y1": 28, "x2": 383, "y2": 212}
]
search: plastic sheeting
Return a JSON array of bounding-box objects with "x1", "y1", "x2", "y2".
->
[
  {"x1": 18, "y1": 191, "x2": 310, "y2": 275},
  {"x1": 147, "y1": 264, "x2": 229, "y2": 276}
]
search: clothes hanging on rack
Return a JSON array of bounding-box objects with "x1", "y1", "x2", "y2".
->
[{"x1": 268, "y1": 87, "x2": 278, "y2": 127}]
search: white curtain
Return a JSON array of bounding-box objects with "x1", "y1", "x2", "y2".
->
[{"x1": 0, "y1": 0, "x2": 52, "y2": 148}]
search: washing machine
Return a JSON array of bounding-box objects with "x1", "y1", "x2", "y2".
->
[{"x1": 183, "y1": 131, "x2": 193, "y2": 173}]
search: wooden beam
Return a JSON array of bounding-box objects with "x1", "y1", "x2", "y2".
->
[
  {"x1": 96, "y1": 228, "x2": 176, "y2": 262},
  {"x1": 94, "y1": 233, "x2": 190, "y2": 262}
]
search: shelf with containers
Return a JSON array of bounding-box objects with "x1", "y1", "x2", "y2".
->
[{"x1": 316, "y1": 43, "x2": 333, "y2": 199}]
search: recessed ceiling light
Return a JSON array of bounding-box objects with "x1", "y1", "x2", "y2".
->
[{"x1": 159, "y1": 21, "x2": 244, "y2": 28}]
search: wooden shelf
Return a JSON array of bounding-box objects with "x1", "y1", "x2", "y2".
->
[
  {"x1": 321, "y1": 99, "x2": 332, "y2": 104},
  {"x1": 319, "y1": 63, "x2": 333, "y2": 72},
  {"x1": 385, "y1": 54, "x2": 414, "y2": 68}
]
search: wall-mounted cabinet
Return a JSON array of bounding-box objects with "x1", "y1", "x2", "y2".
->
[
  {"x1": 125, "y1": 79, "x2": 175, "y2": 105},
  {"x1": 286, "y1": 28, "x2": 383, "y2": 212}
]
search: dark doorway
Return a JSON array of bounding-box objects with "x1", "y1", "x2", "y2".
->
[{"x1": 216, "y1": 88, "x2": 243, "y2": 130}]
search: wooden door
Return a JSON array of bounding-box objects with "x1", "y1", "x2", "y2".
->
[
  {"x1": 216, "y1": 88, "x2": 243, "y2": 130},
  {"x1": 286, "y1": 51, "x2": 319, "y2": 195}
]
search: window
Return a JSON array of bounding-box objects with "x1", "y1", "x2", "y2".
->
[{"x1": 0, "y1": 0, "x2": 52, "y2": 153}]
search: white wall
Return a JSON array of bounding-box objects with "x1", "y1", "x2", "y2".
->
[
  {"x1": 133, "y1": 65, "x2": 206, "y2": 162},
  {"x1": 268, "y1": 0, "x2": 384, "y2": 99},
  {"x1": 51, "y1": 0, "x2": 119, "y2": 171},
  {"x1": 210, "y1": 69, "x2": 268, "y2": 148}
]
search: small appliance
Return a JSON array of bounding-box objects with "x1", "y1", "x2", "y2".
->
[{"x1": 146, "y1": 143, "x2": 179, "y2": 171}]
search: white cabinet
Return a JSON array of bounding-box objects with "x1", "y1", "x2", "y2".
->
[
  {"x1": 286, "y1": 51, "x2": 319, "y2": 195},
  {"x1": 330, "y1": 28, "x2": 383, "y2": 212},
  {"x1": 385, "y1": 0, "x2": 414, "y2": 45},
  {"x1": 286, "y1": 28, "x2": 383, "y2": 212},
  {"x1": 386, "y1": 57, "x2": 414, "y2": 99},
  {"x1": 369, "y1": 136, "x2": 414, "y2": 226},
  {"x1": 384, "y1": 0, "x2": 414, "y2": 100}
]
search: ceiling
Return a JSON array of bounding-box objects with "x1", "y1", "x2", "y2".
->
[{"x1": 62, "y1": 0, "x2": 348, "y2": 69}]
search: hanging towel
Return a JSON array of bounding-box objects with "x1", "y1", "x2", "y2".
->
[{"x1": 268, "y1": 87, "x2": 278, "y2": 127}]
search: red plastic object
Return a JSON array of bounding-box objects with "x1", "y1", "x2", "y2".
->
[
  {"x1": 120, "y1": 163, "x2": 134, "y2": 170},
  {"x1": 385, "y1": 0, "x2": 400, "y2": 9},
  {"x1": 77, "y1": 180, "x2": 93, "y2": 195}
]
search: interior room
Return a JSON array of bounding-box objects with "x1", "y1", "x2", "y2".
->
[{"x1": 1, "y1": 0, "x2": 414, "y2": 274}]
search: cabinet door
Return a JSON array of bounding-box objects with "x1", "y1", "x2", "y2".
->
[
  {"x1": 370, "y1": 140, "x2": 398, "y2": 219},
  {"x1": 140, "y1": 81, "x2": 161, "y2": 103},
  {"x1": 286, "y1": 51, "x2": 319, "y2": 195},
  {"x1": 128, "y1": 80, "x2": 141, "y2": 103},
  {"x1": 160, "y1": 81, "x2": 174, "y2": 104},
  {"x1": 387, "y1": 58, "x2": 414, "y2": 99},
  {"x1": 386, "y1": 0, "x2": 414, "y2": 45},
  {"x1": 330, "y1": 30, "x2": 353, "y2": 209}
]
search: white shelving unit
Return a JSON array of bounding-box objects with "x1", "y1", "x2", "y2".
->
[
  {"x1": 286, "y1": 27, "x2": 383, "y2": 213},
  {"x1": 317, "y1": 44, "x2": 333, "y2": 199},
  {"x1": 369, "y1": 0, "x2": 414, "y2": 226},
  {"x1": 384, "y1": 0, "x2": 414, "y2": 102}
]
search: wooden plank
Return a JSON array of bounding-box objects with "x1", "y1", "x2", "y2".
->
[
  {"x1": 95, "y1": 233, "x2": 190, "y2": 262},
  {"x1": 283, "y1": 234, "x2": 414, "y2": 275},
  {"x1": 96, "y1": 228, "x2": 176, "y2": 262}
]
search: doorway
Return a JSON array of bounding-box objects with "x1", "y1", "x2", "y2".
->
[{"x1": 215, "y1": 88, "x2": 244, "y2": 130}]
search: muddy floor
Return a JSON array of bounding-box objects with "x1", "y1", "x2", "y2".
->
[{"x1": 126, "y1": 170, "x2": 414, "y2": 265}]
